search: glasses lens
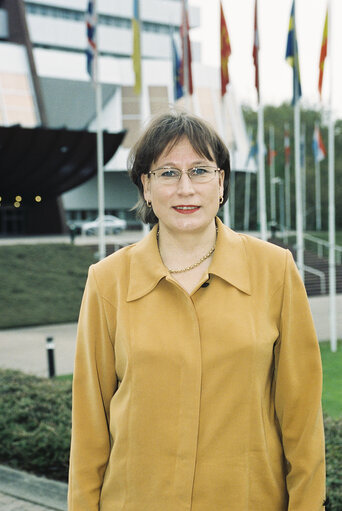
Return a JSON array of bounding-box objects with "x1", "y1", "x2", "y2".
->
[
  {"x1": 151, "y1": 167, "x2": 217, "y2": 184},
  {"x1": 190, "y1": 167, "x2": 217, "y2": 183},
  {"x1": 154, "y1": 168, "x2": 180, "y2": 183}
]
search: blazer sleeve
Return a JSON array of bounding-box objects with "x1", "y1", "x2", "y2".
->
[
  {"x1": 274, "y1": 250, "x2": 326, "y2": 511},
  {"x1": 68, "y1": 265, "x2": 117, "y2": 511}
]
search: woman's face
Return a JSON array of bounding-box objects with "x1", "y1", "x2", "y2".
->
[{"x1": 141, "y1": 137, "x2": 224, "y2": 235}]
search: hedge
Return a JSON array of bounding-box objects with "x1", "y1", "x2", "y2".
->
[{"x1": 0, "y1": 369, "x2": 341, "y2": 509}]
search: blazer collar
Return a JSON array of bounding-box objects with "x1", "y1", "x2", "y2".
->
[{"x1": 126, "y1": 217, "x2": 251, "y2": 302}]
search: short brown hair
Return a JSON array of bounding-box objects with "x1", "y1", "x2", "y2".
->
[{"x1": 128, "y1": 110, "x2": 230, "y2": 224}]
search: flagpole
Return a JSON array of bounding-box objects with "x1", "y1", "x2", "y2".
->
[
  {"x1": 301, "y1": 123, "x2": 306, "y2": 231},
  {"x1": 314, "y1": 121, "x2": 322, "y2": 231},
  {"x1": 254, "y1": 0, "x2": 267, "y2": 241},
  {"x1": 269, "y1": 125, "x2": 276, "y2": 224},
  {"x1": 93, "y1": 0, "x2": 105, "y2": 261},
  {"x1": 244, "y1": 127, "x2": 252, "y2": 231},
  {"x1": 284, "y1": 123, "x2": 291, "y2": 241},
  {"x1": 328, "y1": 0, "x2": 337, "y2": 352},
  {"x1": 291, "y1": 1, "x2": 304, "y2": 279},
  {"x1": 183, "y1": 0, "x2": 191, "y2": 110}
]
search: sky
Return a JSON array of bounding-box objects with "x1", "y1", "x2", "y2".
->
[{"x1": 190, "y1": 0, "x2": 342, "y2": 119}]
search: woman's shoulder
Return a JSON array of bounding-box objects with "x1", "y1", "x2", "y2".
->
[{"x1": 87, "y1": 243, "x2": 137, "y2": 292}]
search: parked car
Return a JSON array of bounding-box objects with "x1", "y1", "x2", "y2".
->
[{"x1": 81, "y1": 215, "x2": 127, "y2": 236}]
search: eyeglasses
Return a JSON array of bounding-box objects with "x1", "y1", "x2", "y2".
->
[{"x1": 148, "y1": 166, "x2": 221, "y2": 184}]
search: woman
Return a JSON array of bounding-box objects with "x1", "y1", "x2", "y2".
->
[{"x1": 68, "y1": 111, "x2": 326, "y2": 510}]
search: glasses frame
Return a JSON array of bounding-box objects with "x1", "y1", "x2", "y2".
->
[{"x1": 148, "y1": 166, "x2": 222, "y2": 184}]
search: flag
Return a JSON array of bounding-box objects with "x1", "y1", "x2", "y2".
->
[
  {"x1": 268, "y1": 148, "x2": 277, "y2": 167},
  {"x1": 285, "y1": 1, "x2": 302, "y2": 104},
  {"x1": 318, "y1": 10, "x2": 328, "y2": 99},
  {"x1": 220, "y1": 1, "x2": 231, "y2": 97},
  {"x1": 180, "y1": 0, "x2": 193, "y2": 95},
  {"x1": 132, "y1": 0, "x2": 142, "y2": 95},
  {"x1": 312, "y1": 124, "x2": 326, "y2": 162},
  {"x1": 253, "y1": 0, "x2": 259, "y2": 101},
  {"x1": 245, "y1": 139, "x2": 258, "y2": 167},
  {"x1": 86, "y1": 0, "x2": 96, "y2": 80},
  {"x1": 172, "y1": 37, "x2": 184, "y2": 101},
  {"x1": 284, "y1": 127, "x2": 291, "y2": 165}
]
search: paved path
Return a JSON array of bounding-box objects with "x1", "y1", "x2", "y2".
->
[{"x1": 0, "y1": 465, "x2": 67, "y2": 511}]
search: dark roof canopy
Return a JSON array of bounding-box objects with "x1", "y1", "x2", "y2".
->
[{"x1": 0, "y1": 125, "x2": 126, "y2": 204}]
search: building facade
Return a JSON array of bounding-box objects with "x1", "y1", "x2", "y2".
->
[{"x1": 0, "y1": 0, "x2": 252, "y2": 234}]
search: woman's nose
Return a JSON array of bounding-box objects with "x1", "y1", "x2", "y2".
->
[{"x1": 176, "y1": 172, "x2": 195, "y2": 194}]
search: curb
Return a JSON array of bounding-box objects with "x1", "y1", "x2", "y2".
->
[{"x1": 0, "y1": 465, "x2": 67, "y2": 510}]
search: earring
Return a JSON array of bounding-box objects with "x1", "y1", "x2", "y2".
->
[
  {"x1": 219, "y1": 196, "x2": 224, "y2": 205},
  {"x1": 147, "y1": 200, "x2": 152, "y2": 208}
]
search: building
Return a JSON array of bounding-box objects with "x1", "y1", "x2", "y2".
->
[{"x1": 0, "y1": 0, "x2": 253, "y2": 235}]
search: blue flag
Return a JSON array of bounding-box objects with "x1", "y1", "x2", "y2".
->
[
  {"x1": 172, "y1": 37, "x2": 183, "y2": 101},
  {"x1": 285, "y1": 1, "x2": 302, "y2": 104}
]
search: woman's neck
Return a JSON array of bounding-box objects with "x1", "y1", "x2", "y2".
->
[{"x1": 157, "y1": 221, "x2": 217, "y2": 272}]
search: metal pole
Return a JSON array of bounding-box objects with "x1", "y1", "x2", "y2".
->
[
  {"x1": 294, "y1": 100, "x2": 304, "y2": 279},
  {"x1": 279, "y1": 180, "x2": 285, "y2": 231},
  {"x1": 230, "y1": 169, "x2": 235, "y2": 229},
  {"x1": 244, "y1": 171, "x2": 251, "y2": 231},
  {"x1": 258, "y1": 103, "x2": 267, "y2": 240},
  {"x1": 46, "y1": 337, "x2": 55, "y2": 378},
  {"x1": 94, "y1": 0, "x2": 105, "y2": 261},
  {"x1": 269, "y1": 125, "x2": 276, "y2": 223},
  {"x1": 284, "y1": 123, "x2": 291, "y2": 242},
  {"x1": 301, "y1": 123, "x2": 306, "y2": 231},
  {"x1": 328, "y1": 0, "x2": 337, "y2": 352},
  {"x1": 314, "y1": 122, "x2": 322, "y2": 231}
]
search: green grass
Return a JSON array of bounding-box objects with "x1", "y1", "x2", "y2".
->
[
  {"x1": 320, "y1": 340, "x2": 342, "y2": 418},
  {"x1": 0, "y1": 244, "x2": 96, "y2": 329}
]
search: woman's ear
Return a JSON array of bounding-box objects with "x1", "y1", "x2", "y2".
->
[
  {"x1": 140, "y1": 174, "x2": 151, "y2": 202},
  {"x1": 219, "y1": 170, "x2": 225, "y2": 197}
]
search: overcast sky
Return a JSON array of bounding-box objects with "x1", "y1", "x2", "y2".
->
[{"x1": 190, "y1": 0, "x2": 342, "y2": 119}]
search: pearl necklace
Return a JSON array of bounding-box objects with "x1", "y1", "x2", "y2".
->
[{"x1": 157, "y1": 228, "x2": 217, "y2": 274}]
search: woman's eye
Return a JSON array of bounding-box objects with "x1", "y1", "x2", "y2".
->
[
  {"x1": 161, "y1": 169, "x2": 177, "y2": 177},
  {"x1": 192, "y1": 167, "x2": 208, "y2": 175}
]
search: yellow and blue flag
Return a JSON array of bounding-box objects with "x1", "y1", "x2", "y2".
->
[
  {"x1": 132, "y1": 0, "x2": 141, "y2": 95},
  {"x1": 285, "y1": 1, "x2": 301, "y2": 104}
]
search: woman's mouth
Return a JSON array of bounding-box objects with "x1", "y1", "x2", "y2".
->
[{"x1": 173, "y1": 206, "x2": 200, "y2": 214}]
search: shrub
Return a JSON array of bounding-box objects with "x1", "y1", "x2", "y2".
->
[
  {"x1": 325, "y1": 415, "x2": 342, "y2": 510},
  {"x1": 0, "y1": 369, "x2": 71, "y2": 481},
  {"x1": 0, "y1": 368, "x2": 341, "y2": 507}
]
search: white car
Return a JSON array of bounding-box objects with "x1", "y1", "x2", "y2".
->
[{"x1": 81, "y1": 215, "x2": 127, "y2": 236}]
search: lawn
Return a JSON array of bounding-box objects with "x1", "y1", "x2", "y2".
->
[
  {"x1": 320, "y1": 340, "x2": 342, "y2": 419},
  {"x1": 0, "y1": 244, "x2": 96, "y2": 329}
]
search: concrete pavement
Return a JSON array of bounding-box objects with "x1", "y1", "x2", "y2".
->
[{"x1": 0, "y1": 465, "x2": 67, "y2": 511}]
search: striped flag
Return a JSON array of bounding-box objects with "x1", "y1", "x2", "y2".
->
[
  {"x1": 180, "y1": 0, "x2": 193, "y2": 95},
  {"x1": 253, "y1": 0, "x2": 259, "y2": 101},
  {"x1": 312, "y1": 124, "x2": 326, "y2": 162},
  {"x1": 86, "y1": 0, "x2": 96, "y2": 80},
  {"x1": 318, "y1": 10, "x2": 328, "y2": 99},
  {"x1": 284, "y1": 127, "x2": 291, "y2": 165},
  {"x1": 220, "y1": 1, "x2": 231, "y2": 97},
  {"x1": 172, "y1": 37, "x2": 184, "y2": 101},
  {"x1": 132, "y1": 0, "x2": 142, "y2": 95},
  {"x1": 285, "y1": 1, "x2": 302, "y2": 104}
]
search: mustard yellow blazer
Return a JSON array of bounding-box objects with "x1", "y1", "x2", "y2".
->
[{"x1": 68, "y1": 218, "x2": 325, "y2": 511}]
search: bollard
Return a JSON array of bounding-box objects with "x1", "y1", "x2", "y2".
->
[{"x1": 46, "y1": 336, "x2": 56, "y2": 378}]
